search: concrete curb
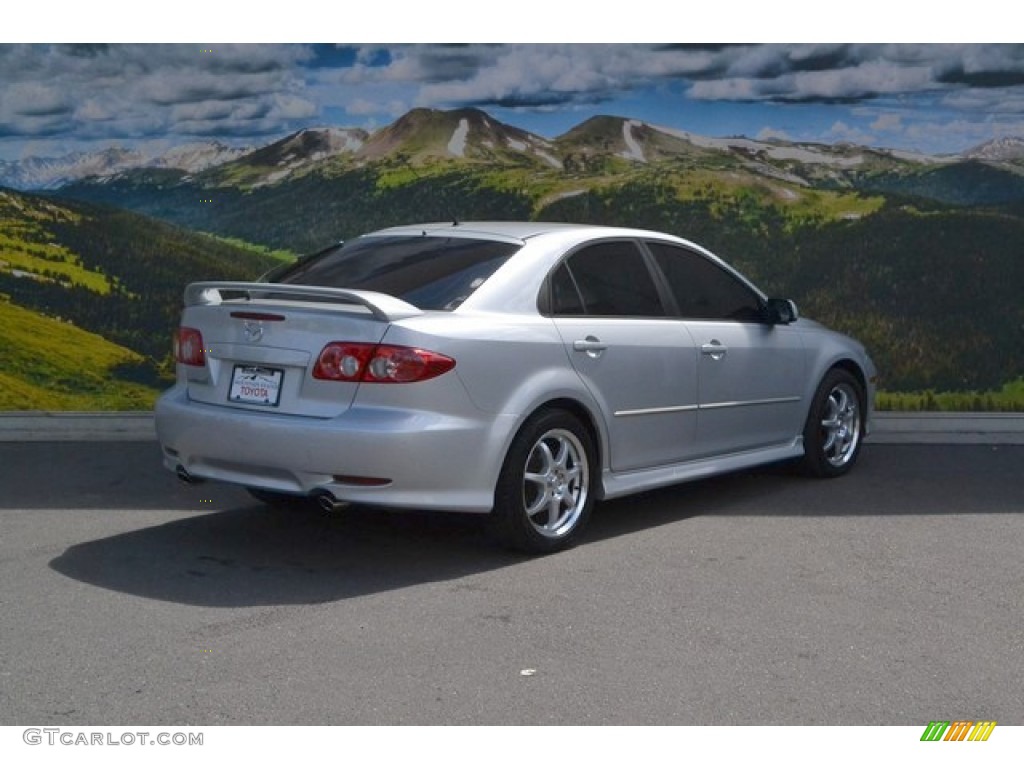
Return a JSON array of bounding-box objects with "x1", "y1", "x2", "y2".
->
[
  {"x1": 0, "y1": 411, "x2": 1022, "y2": 445},
  {"x1": 0, "y1": 412, "x2": 156, "y2": 442},
  {"x1": 868, "y1": 412, "x2": 1024, "y2": 445}
]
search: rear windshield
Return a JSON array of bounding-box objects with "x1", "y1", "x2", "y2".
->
[{"x1": 272, "y1": 235, "x2": 519, "y2": 310}]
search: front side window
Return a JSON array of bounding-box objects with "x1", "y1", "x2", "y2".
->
[
  {"x1": 273, "y1": 235, "x2": 519, "y2": 310},
  {"x1": 549, "y1": 241, "x2": 665, "y2": 317},
  {"x1": 647, "y1": 242, "x2": 763, "y2": 322}
]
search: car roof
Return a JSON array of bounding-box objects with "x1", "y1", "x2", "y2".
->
[{"x1": 365, "y1": 221, "x2": 672, "y2": 244}]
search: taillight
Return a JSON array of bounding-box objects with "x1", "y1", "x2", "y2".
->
[
  {"x1": 313, "y1": 342, "x2": 455, "y2": 383},
  {"x1": 313, "y1": 343, "x2": 374, "y2": 381},
  {"x1": 174, "y1": 327, "x2": 206, "y2": 366}
]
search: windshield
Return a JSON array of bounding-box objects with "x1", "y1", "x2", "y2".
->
[{"x1": 273, "y1": 235, "x2": 519, "y2": 310}]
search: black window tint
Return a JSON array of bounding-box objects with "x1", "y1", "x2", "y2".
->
[
  {"x1": 550, "y1": 263, "x2": 585, "y2": 315},
  {"x1": 648, "y1": 242, "x2": 763, "y2": 322},
  {"x1": 557, "y1": 242, "x2": 664, "y2": 317},
  {"x1": 274, "y1": 236, "x2": 519, "y2": 310}
]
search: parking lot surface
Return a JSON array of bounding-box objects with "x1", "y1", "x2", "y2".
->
[{"x1": 0, "y1": 442, "x2": 1021, "y2": 724}]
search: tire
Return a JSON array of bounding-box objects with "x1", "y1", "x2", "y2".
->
[
  {"x1": 799, "y1": 368, "x2": 865, "y2": 478},
  {"x1": 491, "y1": 409, "x2": 596, "y2": 554}
]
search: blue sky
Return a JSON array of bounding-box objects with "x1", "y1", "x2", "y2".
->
[{"x1": 2, "y1": 42, "x2": 1023, "y2": 162}]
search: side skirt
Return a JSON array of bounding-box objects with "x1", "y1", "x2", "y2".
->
[{"x1": 599, "y1": 438, "x2": 804, "y2": 500}]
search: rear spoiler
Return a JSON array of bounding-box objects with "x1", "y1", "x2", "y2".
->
[{"x1": 184, "y1": 281, "x2": 423, "y2": 323}]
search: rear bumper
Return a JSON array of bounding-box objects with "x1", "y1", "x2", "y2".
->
[{"x1": 155, "y1": 385, "x2": 514, "y2": 512}]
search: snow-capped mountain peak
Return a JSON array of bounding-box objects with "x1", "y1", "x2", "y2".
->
[
  {"x1": 150, "y1": 141, "x2": 250, "y2": 173},
  {"x1": 965, "y1": 136, "x2": 1024, "y2": 163},
  {"x1": 0, "y1": 142, "x2": 250, "y2": 190}
]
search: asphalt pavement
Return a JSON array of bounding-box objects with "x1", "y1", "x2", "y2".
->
[{"x1": 0, "y1": 440, "x2": 1021, "y2": 725}]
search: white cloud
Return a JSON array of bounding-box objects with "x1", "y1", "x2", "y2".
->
[
  {"x1": 359, "y1": 45, "x2": 730, "y2": 108},
  {"x1": 941, "y1": 85, "x2": 1024, "y2": 114},
  {"x1": 827, "y1": 120, "x2": 876, "y2": 145},
  {"x1": 692, "y1": 59, "x2": 940, "y2": 103},
  {"x1": 345, "y1": 98, "x2": 408, "y2": 117},
  {"x1": 74, "y1": 100, "x2": 114, "y2": 122},
  {"x1": 689, "y1": 78, "x2": 764, "y2": 101},
  {"x1": 870, "y1": 113, "x2": 904, "y2": 132},
  {"x1": 3, "y1": 82, "x2": 73, "y2": 117},
  {"x1": 902, "y1": 117, "x2": 1024, "y2": 153},
  {"x1": 3, "y1": 43, "x2": 1024, "y2": 160},
  {"x1": 0, "y1": 44, "x2": 317, "y2": 143},
  {"x1": 756, "y1": 126, "x2": 793, "y2": 142},
  {"x1": 268, "y1": 93, "x2": 317, "y2": 120}
]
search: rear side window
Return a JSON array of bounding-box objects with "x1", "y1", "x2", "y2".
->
[
  {"x1": 274, "y1": 235, "x2": 519, "y2": 310},
  {"x1": 550, "y1": 241, "x2": 665, "y2": 317}
]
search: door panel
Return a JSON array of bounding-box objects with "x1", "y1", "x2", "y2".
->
[
  {"x1": 553, "y1": 318, "x2": 699, "y2": 472},
  {"x1": 642, "y1": 238, "x2": 807, "y2": 457},
  {"x1": 689, "y1": 320, "x2": 805, "y2": 455},
  {"x1": 546, "y1": 240, "x2": 699, "y2": 473}
]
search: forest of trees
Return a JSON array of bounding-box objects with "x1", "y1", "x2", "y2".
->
[
  {"x1": 1, "y1": 191, "x2": 280, "y2": 393},
  {"x1": 20, "y1": 156, "x2": 1024, "y2": 406}
]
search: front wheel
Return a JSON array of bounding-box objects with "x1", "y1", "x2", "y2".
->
[
  {"x1": 491, "y1": 410, "x2": 596, "y2": 553},
  {"x1": 799, "y1": 369, "x2": 865, "y2": 478}
]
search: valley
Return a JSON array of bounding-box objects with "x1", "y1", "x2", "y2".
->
[{"x1": 2, "y1": 107, "x2": 1022, "y2": 409}]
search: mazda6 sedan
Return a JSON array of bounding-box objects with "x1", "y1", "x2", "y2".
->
[{"x1": 156, "y1": 221, "x2": 876, "y2": 552}]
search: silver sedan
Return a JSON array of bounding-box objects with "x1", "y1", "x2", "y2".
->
[{"x1": 156, "y1": 221, "x2": 876, "y2": 552}]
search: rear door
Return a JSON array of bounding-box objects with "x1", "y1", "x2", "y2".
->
[{"x1": 547, "y1": 240, "x2": 700, "y2": 472}]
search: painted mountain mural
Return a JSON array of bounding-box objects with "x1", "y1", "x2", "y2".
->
[{"x1": 2, "y1": 108, "x2": 1023, "y2": 410}]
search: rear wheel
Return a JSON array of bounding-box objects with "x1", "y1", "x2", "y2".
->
[
  {"x1": 491, "y1": 410, "x2": 596, "y2": 553},
  {"x1": 800, "y1": 369, "x2": 865, "y2": 477}
]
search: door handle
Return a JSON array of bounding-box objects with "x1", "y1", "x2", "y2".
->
[
  {"x1": 701, "y1": 341, "x2": 728, "y2": 360},
  {"x1": 573, "y1": 336, "x2": 607, "y2": 358}
]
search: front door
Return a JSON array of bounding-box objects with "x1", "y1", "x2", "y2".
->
[
  {"x1": 644, "y1": 240, "x2": 806, "y2": 458},
  {"x1": 688, "y1": 320, "x2": 805, "y2": 456}
]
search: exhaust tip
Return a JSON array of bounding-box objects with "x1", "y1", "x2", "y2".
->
[
  {"x1": 176, "y1": 465, "x2": 205, "y2": 485},
  {"x1": 314, "y1": 490, "x2": 349, "y2": 514}
]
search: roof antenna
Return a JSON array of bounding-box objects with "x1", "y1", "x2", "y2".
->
[{"x1": 397, "y1": 152, "x2": 461, "y2": 226}]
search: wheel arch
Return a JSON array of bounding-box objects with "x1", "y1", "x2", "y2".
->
[
  {"x1": 799, "y1": 364, "x2": 867, "y2": 477},
  {"x1": 826, "y1": 357, "x2": 874, "y2": 429},
  {"x1": 490, "y1": 399, "x2": 601, "y2": 552},
  {"x1": 803, "y1": 353, "x2": 872, "y2": 424},
  {"x1": 831, "y1": 358, "x2": 868, "y2": 397},
  {"x1": 520, "y1": 397, "x2": 604, "y2": 479}
]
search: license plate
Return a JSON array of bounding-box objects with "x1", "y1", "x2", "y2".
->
[{"x1": 229, "y1": 366, "x2": 283, "y2": 406}]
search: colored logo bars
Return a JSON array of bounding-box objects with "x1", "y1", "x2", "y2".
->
[{"x1": 920, "y1": 721, "x2": 997, "y2": 742}]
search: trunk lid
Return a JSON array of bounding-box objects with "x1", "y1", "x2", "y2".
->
[{"x1": 177, "y1": 282, "x2": 422, "y2": 418}]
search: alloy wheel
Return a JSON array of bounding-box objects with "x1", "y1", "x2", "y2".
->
[
  {"x1": 820, "y1": 382, "x2": 861, "y2": 468},
  {"x1": 522, "y1": 428, "x2": 590, "y2": 538}
]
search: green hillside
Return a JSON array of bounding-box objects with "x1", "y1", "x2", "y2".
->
[
  {"x1": 44, "y1": 108, "x2": 1024, "y2": 406},
  {"x1": 54, "y1": 162, "x2": 1024, "y2": 397},
  {"x1": 856, "y1": 160, "x2": 1024, "y2": 206},
  {"x1": 0, "y1": 191, "x2": 113, "y2": 293},
  {"x1": 61, "y1": 160, "x2": 881, "y2": 254},
  {"x1": 0, "y1": 188, "x2": 288, "y2": 410},
  {"x1": 0, "y1": 299, "x2": 158, "y2": 409},
  {"x1": 539, "y1": 184, "x2": 1024, "y2": 394}
]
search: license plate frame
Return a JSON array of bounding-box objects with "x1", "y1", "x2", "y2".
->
[{"x1": 228, "y1": 365, "x2": 284, "y2": 407}]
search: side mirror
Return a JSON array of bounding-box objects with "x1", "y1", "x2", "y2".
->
[{"x1": 764, "y1": 298, "x2": 799, "y2": 325}]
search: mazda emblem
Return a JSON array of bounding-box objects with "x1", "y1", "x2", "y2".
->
[{"x1": 243, "y1": 320, "x2": 264, "y2": 342}]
